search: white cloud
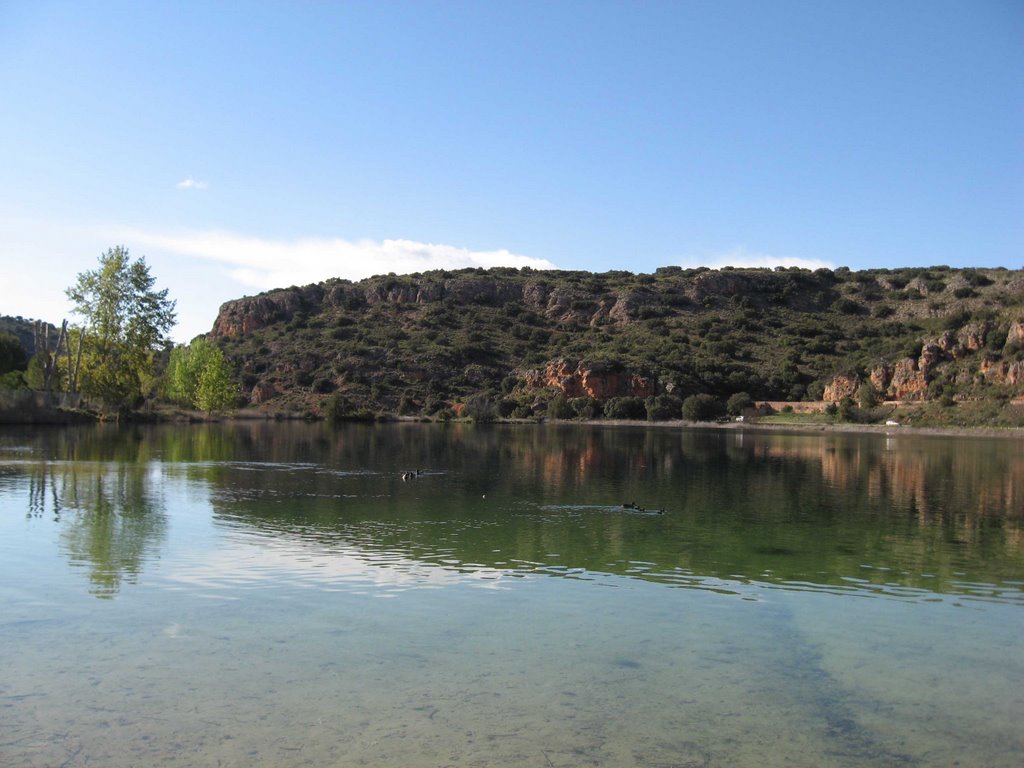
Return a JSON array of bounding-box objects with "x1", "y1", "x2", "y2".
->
[
  {"x1": 175, "y1": 177, "x2": 208, "y2": 190},
  {"x1": 675, "y1": 247, "x2": 835, "y2": 272},
  {"x1": 117, "y1": 228, "x2": 558, "y2": 292}
]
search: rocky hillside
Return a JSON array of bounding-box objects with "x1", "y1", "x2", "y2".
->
[{"x1": 208, "y1": 265, "x2": 1024, "y2": 418}]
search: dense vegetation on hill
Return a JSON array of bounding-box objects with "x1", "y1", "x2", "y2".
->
[
  {"x1": 0, "y1": 316, "x2": 57, "y2": 357},
  {"x1": 208, "y1": 265, "x2": 1024, "y2": 423}
]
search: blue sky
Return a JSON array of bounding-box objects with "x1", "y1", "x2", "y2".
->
[{"x1": 1, "y1": 1, "x2": 1021, "y2": 341}]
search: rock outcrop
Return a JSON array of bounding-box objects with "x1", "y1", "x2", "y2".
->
[
  {"x1": 1005, "y1": 321, "x2": 1024, "y2": 352},
  {"x1": 823, "y1": 373, "x2": 859, "y2": 403},
  {"x1": 956, "y1": 322, "x2": 989, "y2": 355},
  {"x1": 980, "y1": 357, "x2": 1024, "y2": 386},
  {"x1": 212, "y1": 289, "x2": 312, "y2": 337},
  {"x1": 249, "y1": 382, "x2": 277, "y2": 405},
  {"x1": 887, "y1": 358, "x2": 928, "y2": 399},
  {"x1": 522, "y1": 359, "x2": 655, "y2": 400}
]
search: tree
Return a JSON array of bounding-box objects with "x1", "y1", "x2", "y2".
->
[
  {"x1": 547, "y1": 393, "x2": 573, "y2": 420},
  {"x1": 165, "y1": 337, "x2": 236, "y2": 413},
  {"x1": 646, "y1": 393, "x2": 682, "y2": 421},
  {"x1": 464, "y1": 394, "x2": 497, "y2": 423},
  {"x1": 857, "y1": 381, "x2": 879, "y2": 409},
  {"x1": 195, "y1": 354, "x2": 236, "y2": 413},
  {"x1": 66, "y1": 247, "x2": 176, "y2": 407},
  {"x1": 0, "y1": 332, "x2": 26, "y2": 375},
  {"x1": 603, "y1": 396, "x2": 646, "y2": 420},
  {"x1": 837, "y1": 396, "x2": 856, "y2": 422},
  {"x1": 726, "y1": 391, "x2": 754, "y2": 416}
]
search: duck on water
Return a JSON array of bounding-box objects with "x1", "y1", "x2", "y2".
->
[{"x1": 622, "y1": 502, "x2": 665, "y2": 515}]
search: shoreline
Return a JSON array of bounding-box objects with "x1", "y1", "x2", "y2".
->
[
  {"x1": 2, "y1": 408, "x2": 1022, "y2": 440},
  {"x1": 566, "y1": 418, "x2": 1024, "y2": 440}
]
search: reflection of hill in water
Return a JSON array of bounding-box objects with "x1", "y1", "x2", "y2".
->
[
  {"x1": 182, "y1": 423, "x2": 1021, "y2": 603},
  {"x1": 2, "y1": 422, "x2": 1021, "y2": 602}
]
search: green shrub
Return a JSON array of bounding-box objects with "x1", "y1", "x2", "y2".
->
[
  {"x1": 313, "y1": 377, "x2": 336, "y2": 394},
  {"x1": 837, "y1": 396, "x2": 856, "y2": 422},
  {"x1": 832, "y1": 297, "x2": 863, "y2": 315},
  {"x1": 603, "y1": 396, "x2": 647, "y2": 420},
  {"x1": 858, "y1": 381, "x2": 879, "y2": 408},
  {"x1": 0, "y1": 370, "x2": 26, "y2": 390},
  {"x1": 323, "y1": 397, "x2": 372, "y2": 428},
  {"x1": 570, "y1": 397, "x2": 600, "y2": 419},
  {"x1": 464, "y1": 394, "x2": 497, "y2": 423},
  {"x1": 547, "y1": 393, "x2": 574, "y2": 420},
  {"x1": 726, "y1": 391, "x2": 754, "y2": 416},
  {"x1": 682, "y1": 393, "x2": 723, "y2": 421},
  {"x1": 646, "y1": 393, "x2": 682, "y2": 421}
]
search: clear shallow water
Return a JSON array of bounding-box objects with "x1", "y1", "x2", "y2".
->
[{"x1": 1, "y1": 423, "x2": 1022, "y2": 767}]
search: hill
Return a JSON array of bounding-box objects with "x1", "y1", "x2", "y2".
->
[
  {"x1": 207, "y1": 265, "x2": 1024, "y2": 422},
  {"x1": 0, "y1": 315, "x2": 59, "y2": 358}
]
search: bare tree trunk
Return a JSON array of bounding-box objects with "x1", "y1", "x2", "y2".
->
[
  {"x1": 52, "y1": 321, "x2": 68, "y2": 394},
  {"x1": 34, "y1": 321, "x2": 51, "y2": 392},
  {"x1": 65, "y1": 323, "x2": 73, "y2": 393},
  {"x1": 71, "y1": 327, "x2": 85, "y2": 396}
]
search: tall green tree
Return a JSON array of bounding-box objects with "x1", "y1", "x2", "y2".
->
[
  {"x1": 66, "y1": 246, "x2": 176, "y2": 406},
  {"x1": 165, "y1": 337, "x2": 236, "y2": 413},
  {"x1": 195, "y1": 356, "x2": 236, "y2": 413}
]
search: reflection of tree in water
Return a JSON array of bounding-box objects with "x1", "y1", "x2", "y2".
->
[
  {"x1": 25, "y1": 459, "x2": 167, "y2": 599},
  {"x1": 193, "y1": 422, "x2": 1023, "y2": 598}
]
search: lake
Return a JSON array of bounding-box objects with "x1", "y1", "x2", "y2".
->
[{"x1": 1, "y1": 422, "x2": 1022, "y2": 767}]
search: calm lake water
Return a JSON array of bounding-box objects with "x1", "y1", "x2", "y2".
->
[{"x1": 1, "y1": 422, "x2": 1022, "y2": 767}]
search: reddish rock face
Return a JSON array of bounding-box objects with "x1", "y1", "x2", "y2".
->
[
  {"x1": 956, "y1": 322, "x2": 988, "y2": 354},
  {"x1": 1005, "y1": 321, "x2": 1024, "y2": 352},
  {"x1": 980, "y1": 356, "x2": 1024, "y2": 388},
  {"x1": 869, "y1": 364, "x2": 892, "y2": 393},
  {"x1": 212, "y1": 291, "x2": 305, "y2": 337},
  {"x1": 250, "y1": 382, "x2": 277, "y2": 404},
  {"x1": 935, "y1": 330, "x2": 958, "y2": 355},
  {"x1": 523, "y1": 359, "x2": 655, "y2": 400},
  {"x1": 1010, "y1": 362, "x2": 1024, "y2": 386},
  {"x1": 823, "y1": 373, "x2": 859, "y2": 403},
  {"x1": 889, "y1": 358, "x2": 928, "y2": 399}
]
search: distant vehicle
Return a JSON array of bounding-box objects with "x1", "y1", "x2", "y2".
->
[{"x1": 885, "y1": 420, "x2": 900, "y2": 426}]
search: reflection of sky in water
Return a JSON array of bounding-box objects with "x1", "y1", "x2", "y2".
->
[
  {"x1": 165, "y1": 535, "x2": 520, "y2": 596},
  {"x1": 168, "y1": 535, "x2": 1024, "y2": 606}
]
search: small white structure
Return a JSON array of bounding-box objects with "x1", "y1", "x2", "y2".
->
[
  {"x1": 735, "y1": 415, "x2": 744, "y2": 422},
  {"x1": 885, "y1": 420, "x2": 900, "y2": 426}
]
